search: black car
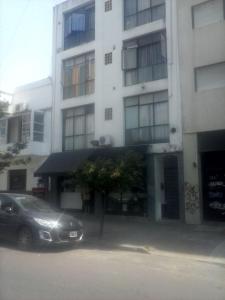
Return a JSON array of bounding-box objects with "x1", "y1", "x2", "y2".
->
[{"x1": 0, "y1": 193, "x2": 84, "y2": 248}]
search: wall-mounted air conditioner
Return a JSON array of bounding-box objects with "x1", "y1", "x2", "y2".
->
[{"x1": 99, "y1": 135, "x2": 112, "y2": 147}]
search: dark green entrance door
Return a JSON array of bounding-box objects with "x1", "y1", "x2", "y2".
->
[{"x1": 162, "y1": 156, "x2": 179, "y2": 219}]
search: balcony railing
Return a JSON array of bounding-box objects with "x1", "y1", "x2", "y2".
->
[
  {"x1": 125, "y1": 124, "x2": 169, "y2": 145},
  {"x1": 63, "y1": 80, "x2": 95, "y2": 99}
]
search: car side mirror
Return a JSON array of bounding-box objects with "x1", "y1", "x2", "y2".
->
[{"x1": 4, "y1": 206, "x2": 15, "y2": 214}]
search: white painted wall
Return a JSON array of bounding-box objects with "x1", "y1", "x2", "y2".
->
[
  {"x1": 12, "y1": 78, "x2": 52, "y2": 111},
  {"x1": 0, "y1": 78, "x2": 52, "y2": 192},
  {"x1": 177, "y1": 0, "x2": 225, "y2": 224},
  {"x1": 177, "y1": 0, "x2": 225, "y2": 134},
  {"x1": 0, "y1": 155, "x2": 48, "y2": 192},
  {"x1": 61, "y1": 192, "x2": 82, "y2": 209},
  {"x1": 51, "y1": 0, "x2": 182, "y2": 154},
  {"x1": 0, "y1": 78, "x2": 52, "y2": 156}
]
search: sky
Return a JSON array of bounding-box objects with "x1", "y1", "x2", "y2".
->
[{"x1": 0, "y1": 0, "x2": 65, "y2": 93}]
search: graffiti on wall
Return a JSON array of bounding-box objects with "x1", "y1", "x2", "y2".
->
[{"x1": 184, "y1": 182, "x2": 200, "y2": 215}]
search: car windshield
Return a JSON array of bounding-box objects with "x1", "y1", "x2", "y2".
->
[{"x1": 13, "y1": 195, "x2": 53, "y2": 212}]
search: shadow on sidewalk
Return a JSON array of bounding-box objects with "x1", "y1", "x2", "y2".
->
[
  {"x1": 0, "y1": 215, "x2": 225, "y2": 259},
  {"x1": 78, "y1": 214, "x2": 225, "y2": 260}
]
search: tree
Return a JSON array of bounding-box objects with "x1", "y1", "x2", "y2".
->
[
  {"x1": 74, "y1": 151, "x2": 145, "y2": 236},
  {"x1": 0, "y1": 143, "x2": 29, "y2": 173},
  {"x1": 0, "y1": 99, "x2": 9, "y2": 118},
  {"x1": 0, "y1": 101, "x2": 28, "y2": 173}
]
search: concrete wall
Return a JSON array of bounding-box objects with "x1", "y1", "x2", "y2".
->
[
  {"x1": 177, "y1": 0, "x2": 225, "y2": 134},
  {"x1": 177, "y1": 0, "x2": 225, "y2": 223},
  {"x1": 0, "y1": 78, "x2": 52, "y2": 156},
  {"x1": 0, "y1": 78, "x2": 52, "y2": 192},
  {"x1": 12, "y1": 78, "x2": 52, "y2": 112},
  {"x1": 0, "y1": 155, "x2": 48, "y2": 192}
]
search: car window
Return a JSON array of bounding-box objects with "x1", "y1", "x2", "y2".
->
[
  {"x1": 13, "y1": 195, "x2": 53, "y2": 212},
  {"x1": 0, "y1": 195, "x2": 18, "y2": 213}
]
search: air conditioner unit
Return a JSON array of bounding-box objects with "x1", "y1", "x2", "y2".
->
[{"x1": 99, "y1": 135, "x2": 112, "y2": 147}]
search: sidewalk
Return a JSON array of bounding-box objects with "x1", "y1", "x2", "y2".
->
[{"x1": 75, "y1": 214, "x2": 225, "y2": 264}]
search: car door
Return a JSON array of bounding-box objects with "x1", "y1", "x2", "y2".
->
[{"x1": 0, "y1": 195, "x2": 21, "y2": 241}]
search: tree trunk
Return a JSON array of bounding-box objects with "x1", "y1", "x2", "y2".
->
[
  {"x1": 120, "y1": 191, "x2": 123, "y2": 213},
  {"x1": 99, "y1": 193, "x2": 105, "y2": 238}
]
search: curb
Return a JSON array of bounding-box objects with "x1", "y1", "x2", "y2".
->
[
  {"x1": 81, "y1": 237, "x2": 225, "y2": 265},
  {"x1": 144, "y1": 246, "x2": 225, "y2": 266}
]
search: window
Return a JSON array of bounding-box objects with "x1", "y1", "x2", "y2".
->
[
  {"x1": 105, "y1": 108, "x2": 113, "y2": 120},
  {"x1": 63, "y1": 104, "x2": 95, "y2": 151},
  {"x1": 63, "y1": 52, "x2": 95, "y2": 99},
  {"x1": 124, "y1": 0, "x2": 165, "y2": 30},
  {"x1": 195, "y1": 62, "x2": 225, "y2": 91},
  {"x1": 7, "y1": 112, "x2": 31, "y2": 144},
  {"x1": 7, "y1": 117, "x2": 21, "y2": 144},
  {"x1": 21, "y1": 113, "x2": 31, "y2": 143},
  {"x1": 64, "y1": 3, "x2": 95, "y2": 50},
  {"x1": 33, "y1": 112, "x2": 44, "y2": 142},
  {"x1": 123, "y1": 31, "x2": 167, "y2": 86},
  {"x1": 0, "y1": 196, "x2": 12, "y2": 212},
  {"x1": 0, "y1": 195, "x2": 19, "y2": 214},
  {"x1": 0, "y1": 119, "x2": 7, "y2": 142},
  {"x1": 124, "y1": 91, "x2": 169, "y2": 145},
  {"x1": 192, "y1": 0, "x2": 224, "y2": 28},
  {"x1": 105, "y1": 0, "x2": 112, "y2": 12},
  {"x1": 105, "y1": 52, "x2": 112, "y2": 65},
  {"x1": 9, "y1": 170, "x2": 26, "y2": 192}
]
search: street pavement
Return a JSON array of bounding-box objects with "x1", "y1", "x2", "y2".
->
[
  {"x1": 0, "y1": 217, "x2": 225, "y2": 300},
  {"x1": 80, "y1": 215, "x2": 225, "y2": 263}
]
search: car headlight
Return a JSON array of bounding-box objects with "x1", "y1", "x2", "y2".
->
[{"x1": 34, "y1": 218, "x2": 61, "y2": 229}]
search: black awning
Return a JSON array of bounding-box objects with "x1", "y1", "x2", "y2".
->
[
  {"x1": 35, "y1": 149, "x2": 94, "y2": 176},
  {"x1": 35, "y1": 145, "x2": 147, "y2": 177}
]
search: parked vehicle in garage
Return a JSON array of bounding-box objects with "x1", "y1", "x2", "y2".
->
[{"x1": 0, "y1": 193, "x2": 83, "y2": 249}]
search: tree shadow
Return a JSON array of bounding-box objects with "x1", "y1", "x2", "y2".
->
[
  {"x1": 78, "y1": 216, "x2": 225, "y2": 260},
  {"x1": 1, "y1": 217, "x2": 225, "y2": 259}
]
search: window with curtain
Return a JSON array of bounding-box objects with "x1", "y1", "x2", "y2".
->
[
  {"x1": 33, "y1": 112, "x2": 44, "y2": 142},
  {"x1": 123, "y1": 31, "x2": 167, "y2": 86},
  {"x1": 64, "y1": 3, "x2": 95, "y2": 50},
  {"x1": 63, "y1": 52, "x2": 95, "y2": 99},
  {"x1": 63, "y1": 104, "x2": 95, "y2": 151},
  {"x1": 124, "y1": 91, "x2": 169, "y2": 145},
  {"x1": 124, "y1": 0, "x2": 165, "y2": 30}
]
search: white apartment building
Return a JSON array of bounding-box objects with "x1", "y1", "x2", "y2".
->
[
  {"x1": 177, "y1": 0, "x2": 225, "y2": 224},
  {"x1": 0, "y1": 78, "x2": 52, "y2": 195},
  {"x1": 36, "y1": 0, "x2": 183, "y2": 220}
]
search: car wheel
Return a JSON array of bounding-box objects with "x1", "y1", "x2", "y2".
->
[{"x1": 17, "y1": 227, "x2": 33, "y2": 250}]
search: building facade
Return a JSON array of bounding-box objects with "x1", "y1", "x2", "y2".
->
[
  {"x1": 0, "y1": 78, "x2": 52, "y2": 194},
  {"x1": 177, "y1": 0, "x2": 225, "y2": 224},
  {"x1": 39, "y1": 0, "x2": 184, "y2": 220}
]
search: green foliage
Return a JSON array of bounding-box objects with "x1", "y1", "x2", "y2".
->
[
  {"x1": 74, "y1": 150, "x2": 145, "y2": 236},
  {"x1": 75, "y1": 151, "x2": 145, "y2": 196},
  {"x1": 0, "y1": 143, "x2": 30, "y2": 173},
  {"x1": 0, "y1": 101, "x2": 9, "y2": 118},
  {"x1": 0, "y1": 102, "x2": 28, "y2": 172}
]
